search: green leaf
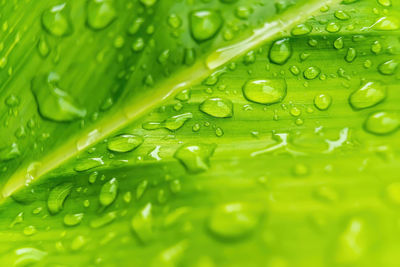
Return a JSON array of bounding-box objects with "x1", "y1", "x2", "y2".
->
[{"x1": 1, "y1": 0, "x2": 400, "y2": 266}]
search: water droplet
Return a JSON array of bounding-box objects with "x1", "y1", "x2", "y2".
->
[
  {"x1": 71, "y1": 235, "x2": 86, "y2": 251},
  {"x1": 378, "y1": 0, "x2": 392, "y2": 7},
  {"x1": 10, "y1": 212, "x2": 24, "y2": 228},
  {"x1": 90, "y1": 211, "x2": 117, "y2": 228},
  {"x1": 371, "y1": 40, "x2": 382, "y2": 54},
  {"x1": 334, "y1": 10, "x2": 350, "y2": 20},
  {"x1": 136, "y1": 179, "x2": 148, "y2": 200},
  {"x1": 345, "y1": 48, "x2": 357, "y2": 62},
  {"x1": 74, "y1": 157, "x2": 104, "y2": 172},
  {"x1": 131, "y1": 203, "x2": 154, "y2": 243},
  {"x1": 14, "y1": 247, "x2": 47, "y2": 266},
  {"x1": 99, "y1": 177, "x2": 118, "y2": 207},
  {"x1": 364, "y1": 111, "x2": 400, "y2": 135},
  {"x1": 64, "y1": 213, "x2": 84, "y2": 226},
  {"x1": 303, "y1": 66, "x2": 321, "y2": 80},
  {"x1": 175, "y1": 89, "x2": 191, "y2": 102},
  {"x1": 0, "y1": 142, "x2": 20, "y2": 162},
  {"x1": 128, "y1": 17, "x2": 144, "y2": 35},
  {"x1": 200, "y1": 98, "x2": 233, "y2": 118},
  {"x1": 326, "y1": 22, "x2": 341, "y2": 33},
  {"x1": 87, "y1": 0, "x2": 117, "y2": 30},
  {"x1": 314, "y1": 94, "x2": 332, "y2": 111},
  {"x1": 37, "y1": 36, "x2": 50, "y2": 58},
  {"x1": 207, "y1": 203, "x2": 259, "y2": 240},
  {"x1": 41, "y1": 3, "x2": 73, "y2": 37},
  {"x1": 349, "y1": 82, "x2": 386, "y2": 110},
  {"x1": 269, "y1": 38, "x2": 292, "y2": 65},
  {"x1": 174, "y1": 143, "x2": 216, "y2": 174},
  {"x1": 215, "y1": 127, "x2": 224, "y2": 137},
  {"x1": 123, "y1": 191, "x2": 132, "y2": 203},
  {"x1": 190, "y1": 10, "x2": 223, "y2": 42},
  {"x1": 372, "y1": 17, "x2": 399, "y2": 31},
  {"x1": 289, "y1": 65, "x2": 300, "y2": 75},
  {"x1": 243, "y1": 79, "x2": 287, "y2": 105},
  {"x1": 143, "y1": 113, "x2": 193, "y2": 131},
  {"x1": 47, "y1": 183, "x2": 73, "y2": 215},
  {"x1": 168, "y1": 14, "x2": 181, "y2": 29},
  {"x1": 132, "y1": 37, "x2": 145, "y2": 52},
  {"x1": 291, "y1": 23, "x2": 312, "y2": 36},
  {"x1": 107, "y1": 134, "x2": 143, "y2": 153},
  {"x1": 334, "y1": 37, "x2": 344, "y2": 50},
  {"x1": 378, "y1": 59, "x2": 398, "y2": 75},
  {"x1": 235, "y1": 6, "x2": 251, "y2": 20},
  {"x1": 31, "y1": 73, "x2": 86, "y2": 122},
  {"x1": 183, "y1": 48, "x2": 196, "y2": 66}
]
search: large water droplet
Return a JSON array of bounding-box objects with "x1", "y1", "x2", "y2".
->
[
  {"x1": 243, "y1": 79, "x2": 287, "y2": 105},
  {"x1": 131, "y1": 203, "x2": 154, "y2": 243},
  {"x1": 314, "y1": 94, "x2": 332, "y2": 111},
  {"x1": 47, "y1": 183, "x2": 73, "y2": 215},
  {"x1": 190, "y1": 10, "x2": 223, "y2": 42},
  {"x1": 364, "y1": 111, "x2": 400, "y2": 135},
  {"x1": 349, "y1": 82, "x2": 387, "y2": 110},
  {"x1": 41, "y1": 3, "x2": 73, "y2": 37},
  {"x1": 87, "y1": 0, "x2": 117, "y2": 30},
  {"x1": 107, "y1": 134, "x2": 143, "y2": 153},
  {"x1": 99, "y1": 177, "x2": 118, "y2": 207},
  {"x1": 199, "y1": 98, "x2": 233, "y2": 118},
  {"x1": 269, "y1": 38, "x2": 292, "y2": 65},
  {"x1": 207, "y1": 203, "x2": 259, "y2": 240},
  {"x1": 31, "y1": 73, "x2": 86, "y2": 122},
  {"x1": 174, "y1": 143, "x2": 216, "y2": 174}
]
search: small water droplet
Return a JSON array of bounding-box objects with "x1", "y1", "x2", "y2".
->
[
  {"x1": 174, "y1": 143, "x2": 216, "y2": 174},
  {"x1": 345, "y1": 48, "x2": 357, "y2": 62},
  {"x1": 349, "y1": 82, "x2": 386, "y2": 110},
  {"x1": 90, "y1": 211, "x2": 117, "y2": 228},
  {"x1": 87, "y1": 0, "x2": 117, "y2": 30},
  {"x1": 314, "y1": 94, "x2": 332, "y2": 111},
  {"x1": 99, "y1": 177, "x2": 118, "y2": 207},
  {"x1": 143, "y1": 113, "x2": 193, "y2": 131},
  {"x1": 199, "y1": 98, "x2": 233, "y2": 118},
  {"x1": 71, "y1": 235, "x2": 86, "y2": 251},
  {"x1": 303, "y1": 66, "x2": 321, "y2": 80},
  {"x1": 41, "y1": 3, "x2": 73, "y2": 37},
  {"x1": 269, "y1": 38, "x2": 292, "y2": 65},
  {"x1": 131, "y1": 203, "x2": 154, "y2": 243},
  {"x1": 64, "y1": 213, "x2": 84, "y2": 226},
  {"x1": 190, "y1": 10, "x2": 223, "y2": 42},
  {"x1": 291, "y1": 23, "x2": 312, "y2": 36},
  {"x1": 378, "y1": 59, "x2": 398, "y2": 75},
  {"x1": 74, "y1": 157, "x2": 104, "y2": 172},
  {"x1": 364, "y1": 111, "x2": 400, "y2": 135},
  {"x1": 107, "y1": 134, "x2": 143, "y2": 153},
  {"x1": 47, "y1": 183, "x2": 73, "y2": 215},
  {"x1": 136, "y1": 180, "x2": 148, "y2": 200},
  {"x1": 0, "y1": 142, "x2": 20, "y2": 162},
  {"x1": 243, "y1": 79, "x2": 287, "y2": 105}
]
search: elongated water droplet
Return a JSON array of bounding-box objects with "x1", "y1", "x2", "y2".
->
[
  {"x1": 372, "y1": 17, "x2": 399, "y2": 31},
  {"x1": 208, "y1": 203, "x2": 259, "y2": 240},
  {"x1": 64, "y1": 213, "x2": 84, "y2": 226},
  {"x1": 14, "y1": 247, "x2": 47, "y2": 266},
  {"x1": 269, "y1": 38, "x2": 292, "y2": 65},
  {"x1": 334, "y1": 37, "x2": 344, "y2": 50},
  {"x1": 71, "y1": 235, "x2": 86, "y2": 251},
  {"x1": 314, "y1": 94, "x2": 332, "y2": 110},
  {"x1": 364, "y1": 111, "x2": 400, "y2": 135},
  {"x1": 143, "y1": 113, "x2": 193, "y2": 131},
  {"x1": 41, "y1": 3, "x2": 73, "y2": 37},
  {"x1": 378, "y1": 59, "x2": 398, "y2": 75},
  {"x1": 74, "y1": 157, "x2": 104, "y2": 172},
  {"x1": 200, "y1": 98, "x2": 233, "y2": 118},
  {"x1": 0, "y1": 142, "x2": 20, "y2": 162},
  {"x1": 349, "y1": 82, "x2": 387, "y2": 110},
  {"x1": 131, "y1": 203, "x2": 154, "y2": 243},
  {"x1": 87, "y1": 0, "x2": 117, "y2": 30},
  {"x1": 47, "y1": 183, "x2": 73, "y2": 215},
  {"x1": 174, "y1": 143, "x2": 216, "y2": 173},
  {"x1": 190, "y1": 10, "x2": 223, "y2": 42},
  {"x1": 99, "y1": 178, "x2": 118, "y2": 207},
  {"x1": 175, "y1": 89, "x2": 191, "y2": 101},
  {"x1": 31, "y1": 73, "x2": 86, "y2": 122},
  {"x1": 37, "y1": 36, "x2": 50, "y2": 58},
  {"x1": 291, "y1": 23, "x2": 312, "y2": 36},
  {"x1": 107, "y1": 134, "x2": 143, "y2": 153},
  {"x1": 136, "y1": 180, "x2": 148, "y2": 200},
  {"x1": 243, "y1": 79, "x2": 287, "y2": 105},
  {"x1": 345, "y1": 48, "x2": 357, "y2": 63},
  {"x1": 90, "y1": 211, "x2": 117, "y2": 228}
]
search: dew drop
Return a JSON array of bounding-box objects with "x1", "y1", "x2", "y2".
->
[
  {"x1": 74, "y1": 157, "x2": 104, "y2": 172},
  {"x1": 136, "y1": 180, "x2": 148, "y2": 200},
  {"x1": 303, "y1": 66, "x2": 321, "y2": 80},
  {"x1": 0, "y1": 142, "x2": 20, "y2": 162},
  {"x1": 243, "y1": 79, "x2": 287, "y2": 105},
  {"x1": 291, "y1": 23, "x2": 312, "y2": 36},
  {"x1": 372, "y1": 17, "x2": 399, "y2": 31},
  {"x1": 87, "y1": 0, "x2": 117, "y2": 30},
  {"x1": 190, "y1": 10, "x2": 223, "y2": 42},
  {"x1": 174, "y1": 143, "x2": 216, "y2": 174},
  {"x1": 31, "y1": 73, "x2": 86, "y2": 122},
  {"x1": 378, "y1": 0, "x2": 392, "y2": 7},
  {"x1": 378, "y1": 59, "x2": 398, "y2": 75},
  {"x1": 14, "y1": 247, "x2": 47, "y2": 266},
  {"x1": 269, "y1": 38, "x2": 292, "y2": 65},
  {"x1": 99, "y1": 177, "x2": 118, "y2": 207},
  {"x1": 131, "y1": 203, "x2": 154, "y2": 243},
  {"x1": 47, "y1": 183, "x2": 73, "y2": 215},
  {"x1": 107, "y1": 134, "x2": 143, "y2": 153},
  {"x1": 90, "y1": 211, "x2": 117, "y2": 228},
  {"x1": 314, "y1": 94, "x2": 332, "y2": 111},
  {"x1": 345, "y1": 48, "x2": 357, "y2": 63},
  {"x1": 349, "y1": 82, "x2": 386, "y2": 110},
  {"x1": 64, "y1": 213, "x2": 84, "y2": 226},
  {"x1": 41, "y1": 3, "x2": 73, "y2": 37},
  {"x1": 364, "y1": 111, "x2": 400, "y2": 135},
  {"x1": 199, "y1": 98, "x2": 233, "y2": 118}
]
